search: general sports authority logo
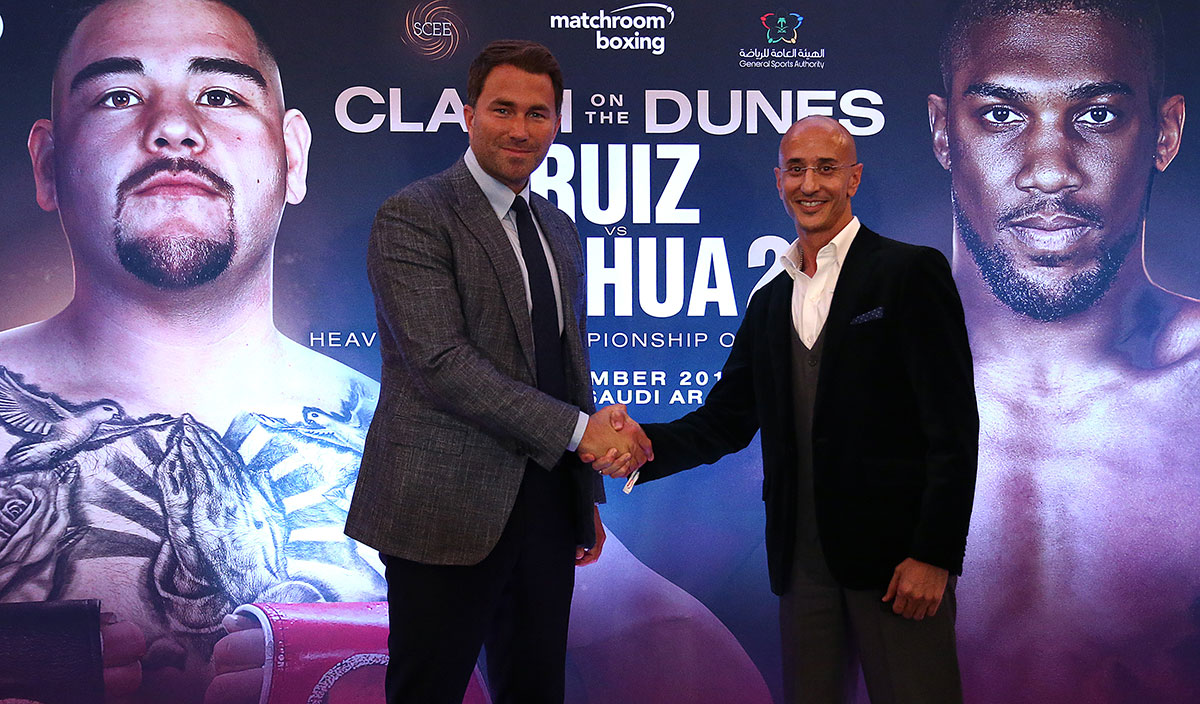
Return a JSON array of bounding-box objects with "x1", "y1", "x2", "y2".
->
[{"x1": 761, "y1": 12, "x2": 803, "y2": 44}]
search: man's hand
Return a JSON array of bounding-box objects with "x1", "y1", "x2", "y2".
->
[
  {"x1": 575, "y1": 505, "x2": 606, "y2": 566},
  {"x1": 152, "y1": 416, "x2": 287, "y2": 630},
  {"x1": 101, "y1": 612, "x2": 145, "y2": 701},
  {"x1": 577, "y1": 404, "x2": 653, "y2": 478},
  {"x1": 882, "y1": 558, "x2": 949, "y2": 620},
  {"x1": 205, "y1": 613, "x2": 266, "y2": 704}
]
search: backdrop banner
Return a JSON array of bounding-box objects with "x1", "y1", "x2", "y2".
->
[{"x1": 1, "y1": 1, "x2": 1197, "y2": 702}]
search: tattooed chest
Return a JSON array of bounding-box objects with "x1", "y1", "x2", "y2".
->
[{"x1": 0, "y1": 365, "x2": 382, "y2": 628}]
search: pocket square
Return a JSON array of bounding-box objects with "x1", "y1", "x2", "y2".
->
[{"x1": 849, "y1": 306, "x2": 885, "y2": 324}]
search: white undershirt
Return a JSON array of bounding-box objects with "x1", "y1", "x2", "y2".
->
[
  {"x1": 463, "y1": 148, "x2": 565, "y2": 332},
  {"x1": 463, "y1": 148, "x2": 588, "y2": 451},
  {"x1": 779, "y1": 217, "x2": 860, "y2": 348}
]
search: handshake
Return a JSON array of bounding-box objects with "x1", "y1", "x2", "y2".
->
[{"x1": 576, "y1": 404, "x2": 653, "y2": 478}]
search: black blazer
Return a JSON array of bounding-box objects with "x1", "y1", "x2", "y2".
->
[{"x1": 639, "y1": 227, "x2": 978, "y2": 594}]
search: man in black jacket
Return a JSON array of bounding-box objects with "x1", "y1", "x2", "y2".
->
[{"x1": 607, "y1": 116, "x2": 979, "y2": 704}]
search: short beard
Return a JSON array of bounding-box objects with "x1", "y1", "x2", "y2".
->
[
  {"x1": 112, "y1": 157, "x2": 238, "y2": 289},
  {"x1": 115, "y1": 226, "x2": 235, "y2": 290},
  {"x1": 953, "y1": 189, "x2": 1135, "y2": 322}
]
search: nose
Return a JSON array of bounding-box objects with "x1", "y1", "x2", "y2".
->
[
  {"x1": 507, "y1": 115, "x2": 530, "y2": 141},
  {"x1": 142, "y1": 96, "x2": 207, "y2": 155},
  {"x1": 798, "y1": 168, "x2": 821, "y2": 193},
  {"x1": 1015, "y1": 118, "x2": 1082, "y2": 195}
]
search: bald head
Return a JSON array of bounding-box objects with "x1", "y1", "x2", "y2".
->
[
  {"x1": 778, "y1": 116, "x2": 857, "y2": 168},
  {"x1": 774, "y1": 116, "x2": 863, "y2": 241}
]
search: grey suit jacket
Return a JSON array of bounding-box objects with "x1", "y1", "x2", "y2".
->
[{"x1": 346, "y1": 158, "x2": 602, "y2": 566}]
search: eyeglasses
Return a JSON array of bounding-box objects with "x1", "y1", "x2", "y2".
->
[{"x1": 781, "y1": 163, "x2": 859, "y2": 178}]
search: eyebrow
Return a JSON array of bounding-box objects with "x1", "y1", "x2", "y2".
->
[
  {"x1": 489, "y1": 98, "x2": 552, "y2": 112},
  {"x1": 1064, "y1": 81, "x2": 1134, "y2": 101},
  {"x1": 69, "y1": 57, "x2": 143, "y2": 92},
  {"x1": 963, "y1": 82, "x2": 1030, "y2": 102},
  {"x1": 963, "y1": 80, "x2": 1135, "y2": 102},
  {"x1": 188, "y1": 56, "x2": 267, "y2": 89},
  {"x1": 784, "y1": 157, "x2": 838, "y2": 165},
  {"x1": 68, "y1": 55, "x2": 267, "y2": 94}
]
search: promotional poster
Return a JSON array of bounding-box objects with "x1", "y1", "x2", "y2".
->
[{"x1": 0, "y1": 1, "x2": 1197, "y2": 702}]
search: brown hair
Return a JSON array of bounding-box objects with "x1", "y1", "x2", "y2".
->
[{"x1": 467, "y1": 39, "x2": 564, "y2": 113}]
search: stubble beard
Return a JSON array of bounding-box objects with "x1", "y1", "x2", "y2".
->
[
  {"x1": 952, "y1": 188, "x2": 1136, "y2": 322},
  {"x1": 112, "y1": 157, "x2": 238, "y2": 290},
  {"x1": 115, "y1": 222, "x2": 236, "y2": 290}
]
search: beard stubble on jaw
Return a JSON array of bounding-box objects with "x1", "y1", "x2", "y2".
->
[
  {"x1": 112, "y1": 157, "x2": 238, "y2": 290},
  {"x1": 952, "y1": 189, "x2": 1136, "y2": 322},
  {"x1": 115, "y1": 226, "x2": 236, "y2": 289}
]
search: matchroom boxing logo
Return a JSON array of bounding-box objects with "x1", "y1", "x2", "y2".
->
[
  {"x1": 549, "y1": 3, "x2": 675, "y2": 56},
  {"x1": 400, "y1": 1, "x2": 468, "y2": 61}
]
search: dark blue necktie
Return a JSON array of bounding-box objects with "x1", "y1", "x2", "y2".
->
[{"x1": 511, "y1": 195, "x2": 567, "y2": 402}]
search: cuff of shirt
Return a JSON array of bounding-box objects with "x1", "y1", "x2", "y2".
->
[{"x1": 566, "y1": 411, "x2": 589, "y2": 452}]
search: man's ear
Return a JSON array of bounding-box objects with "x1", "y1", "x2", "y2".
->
[
  {"x1": 28, "y1": 119, "x2": 58, "y2": 212},
  {"x1": 1154, "y1": 94, "x2": 1185, "y2": 172},
  {"x1": 282, "y1": 109, "x2": 312, "y2": 205},
  {"x1": 846, "y1": 162, "x2": 863, "y2": 198},
  {"x1": 928, "y1": 94, "x2": 951, "y2": 171}
]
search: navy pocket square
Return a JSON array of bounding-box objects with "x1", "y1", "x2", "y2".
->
[{"x1": 849, "y1": 306, "x2": 885, "y2": 324}]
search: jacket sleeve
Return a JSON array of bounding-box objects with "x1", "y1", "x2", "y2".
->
[
  {"x1": 637, "y1": 295, "x2": 766, "y2": 482},
  {"x1": 897, "y1": 248, "x2": 979, "y2": 574}
]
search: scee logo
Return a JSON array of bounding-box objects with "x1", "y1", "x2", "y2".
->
[{"x1": 413, "y1": 21, "x2": 452, "y2": 37}]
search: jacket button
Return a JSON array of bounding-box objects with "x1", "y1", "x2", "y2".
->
[{"x1": 808, "y1": 356, "x2": 818, "y2": 367}]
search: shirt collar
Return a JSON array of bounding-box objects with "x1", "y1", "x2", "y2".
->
[
  {"x1": 781, "y1": 216, "x2": 861, "y2": 280},
  {"x1": 464, "y1": 147, "x2": 531, "y2": 220}
]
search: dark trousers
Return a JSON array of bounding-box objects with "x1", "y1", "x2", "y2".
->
[
  {"x1": 382, "y1": 461, "x2": 577, "y2": 704},
  {"x1": 779, "y1": 563, "x2": 963, "y2": 704}
]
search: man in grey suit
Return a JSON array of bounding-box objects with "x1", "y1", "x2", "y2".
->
[{"x1": 344, "y1": 40, "x2": 648, "y2": 704}]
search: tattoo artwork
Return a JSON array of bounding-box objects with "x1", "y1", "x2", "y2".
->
[{"x1": 0, "y1": 365, "x2": 382, "y2": 674}]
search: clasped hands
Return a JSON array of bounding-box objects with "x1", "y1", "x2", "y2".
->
[{"x1": 576, "y1": 404, "x2": 652, "y2": 478}]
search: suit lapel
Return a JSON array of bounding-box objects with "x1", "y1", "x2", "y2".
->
[
  {"x1": 530, "y1": 196, "x2": 579, "y2": 317},
  {"x1": 819, "y1": 225, "x2": 880, "y2": 378},
  {"x1": 531, "y1": 195, "x2": 589, "y2": 405},
  {"x1": 764, "y1": 271, "x2": 795, "y2": 384},
  {"x1": 447, "y1": 162, "x2": 538, "y2": 376},
  {"x1": 764, "y1": 272, "x2": 797, "y2": 439}
]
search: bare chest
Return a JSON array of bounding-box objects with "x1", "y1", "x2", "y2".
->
[{"x1": 957, "y1": 371, "x2": 1200, "y2": 699}]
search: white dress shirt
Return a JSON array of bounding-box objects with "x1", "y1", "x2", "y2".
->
[
  {"x1": 779, "y1": 217, "x2": 860, "y2": 348},
  {"x1": 463, "y1": 148, "x2": 588, "y2": 450},
  {"x1": 464, "y1": 148, "x2": 565, "y2": 332}
]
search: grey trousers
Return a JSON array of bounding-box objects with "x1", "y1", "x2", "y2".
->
[{"x1": 778, "y1": 566, "x2": 963, "y2": 704}]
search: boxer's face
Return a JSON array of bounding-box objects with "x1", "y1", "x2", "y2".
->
[
  {"x1": 932, "y1": 12, "x2": 1163, "y2": 320},
  {"x1": 32, "y1": 0, "x2": 310, "y2": 290}
]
